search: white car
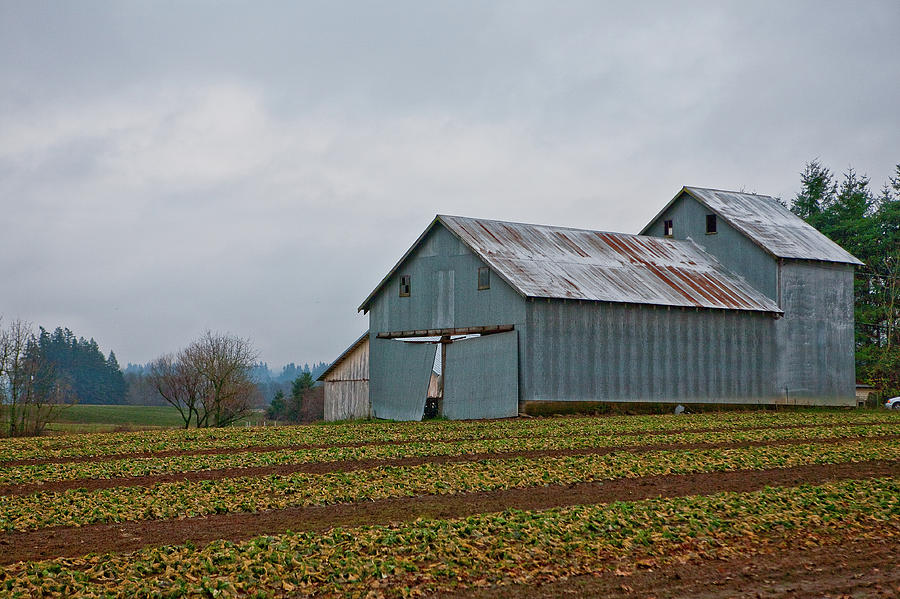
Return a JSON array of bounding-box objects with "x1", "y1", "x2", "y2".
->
[{"x1": 886, "y1": 397, "x2": 900, "y2": 409}]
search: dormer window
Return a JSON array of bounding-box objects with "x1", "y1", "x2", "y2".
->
[
  {"x1": 399, "y1": 274, "x2": 411, "y2": 297},
  {"x1": 706, "y1": 214, "x2": 717, "y2": 234},
  {"x1": 663, "y1": 220, "x2": 674, "y2": 237}
]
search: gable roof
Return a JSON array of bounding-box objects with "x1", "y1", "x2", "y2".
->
[
  {"x1": 359, "y1": 215, "x2": 781, "y2": 314},
  {"x1": 641, "y1": 186, "x2": 863, "y2": 265},
  {"x1": 316, "y1": 332, "x2": 368, "y2": 382}
]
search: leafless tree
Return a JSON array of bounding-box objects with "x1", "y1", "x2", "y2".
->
[
  {"x1": 0, "y1": 318, "x2": 71, "y2": 437},
  {"x1": 148, "y1": 353, "x2": 207, "y2": 428},
  {"x1": 183, "y1": 331, "x2": 259, "y2": 428},
  {"x1": 151, "y1": 331, "x2": 259, "y2": 428}
]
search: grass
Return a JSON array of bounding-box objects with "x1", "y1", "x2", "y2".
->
[
  {"x1": 43, "y1": 405, "x2": 272, "y2": 434},
  {"x1": 46, "y1": 404, "x2": 187, "y2": 433}
]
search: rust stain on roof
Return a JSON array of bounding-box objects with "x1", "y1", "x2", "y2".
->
[{"x1": 438, "y1": 215, "x2": 781, "y2": 313}]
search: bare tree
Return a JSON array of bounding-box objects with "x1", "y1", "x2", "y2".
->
[
  {"x1": 151, "y1": 331, "x2": 259, "y2": 428},
  {"x1": 183, "y1": 331, "x2": 259, "y2": 428},
  {"x1": 0, "y1": 318, "x2": 71, "y2": 437},
  {"x1": 148, "y1": 353, "x2": 207, "y2": 428}
]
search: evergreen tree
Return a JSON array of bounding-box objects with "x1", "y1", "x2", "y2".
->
[{"x1": 791, "y1": 160, "x2": 836, "y2": 223}]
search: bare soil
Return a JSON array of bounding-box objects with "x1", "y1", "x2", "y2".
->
[
  {"x1": 438, "y1": 535, "x2": 900, "y2": 599},
  {"x1": 0, "y1": 460, "x2": 895, "y2": 566},
  {"x1": 5, "y1": 420, "x2": 894, "y2": 467},
  {"x1": 3, "y1": 434, "x2": 897, "y2": 497}
]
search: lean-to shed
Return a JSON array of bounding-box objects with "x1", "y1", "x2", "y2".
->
[{"x1": 317, "y1": 333, "x2": 370, "y2": 421}]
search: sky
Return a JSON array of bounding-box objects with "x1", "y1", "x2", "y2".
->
[{"x1": 1, "y1": 1, "x2": 899, "y2": 370}]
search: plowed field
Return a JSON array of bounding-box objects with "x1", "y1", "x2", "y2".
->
[{"x1": 0, "y1": 410, "x2": 897, "y2": 598}]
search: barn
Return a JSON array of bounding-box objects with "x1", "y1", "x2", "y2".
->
[{"x1": 333, "y1": 186, "x2": 860, "y2": 421}]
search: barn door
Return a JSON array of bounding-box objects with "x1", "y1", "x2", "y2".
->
[
  {"x1": 443, "y1": 330, "x2": 518, "y2": 419},
  {"x1": 369, "y1": 338, "x2": 435, "y2": 421}
]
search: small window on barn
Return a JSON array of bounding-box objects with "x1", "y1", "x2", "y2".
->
[
  {"x1": 399, "y1": 274, "x2": 411, "y2": 297},
  {"x1": 663, "y1": 219, "x2": 674, "y2": 237},
  {"x1": 706, "y1": 214, "x2": 717, "y2": 234},
  {"x1": 477, "y1": 267, "x2": 490, "y2": 290}
]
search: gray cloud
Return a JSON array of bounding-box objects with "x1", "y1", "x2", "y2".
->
[{"x1": 1, "y1": 1, "x2": 898, "y2": 368}]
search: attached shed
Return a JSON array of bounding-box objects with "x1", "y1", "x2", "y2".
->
[{"x1": 317, "y1": 333, "x2": 370, "y2": 421}]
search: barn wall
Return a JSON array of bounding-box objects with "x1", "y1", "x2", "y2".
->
[
  {"x1": 324, "y1": 381, "x2": 370, "y2": 421},
  {"x1": 522, "y1": 300, "x2": 779, "y2": 404},
  {"x1": 644, "y1": 193, "x2": 778, "y2": 300},
  {"x1": 368, "y1": 224, "x2": 526, "y2": 334},
  {"x1": 323, "y1": 336, "x2": 370, "y2": 421},
  {"x1": 775, "y1": 260, "x2": 855, "y2": 404},
  {"x1": 368, "y1": 223, "x2": 528, "y2": 418}
]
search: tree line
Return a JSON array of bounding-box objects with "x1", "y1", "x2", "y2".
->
[{"x1": 790, "y1": 160, "x2": 900, "y2": 396}]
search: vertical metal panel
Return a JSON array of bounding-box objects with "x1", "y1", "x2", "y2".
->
[
  {"x1": 369, "y1": 338, "x2": 435, "y2": 421},
  {"x1": 444, "y1": 330, "x2": 519, "y2": 419},
  {"x1": 368, "y1": 224, "x2": 526, "y2": 337},
  {"x1": 644, "y1": 194, "x2": 779, "y2": 300},
  {"x1": 775, "y1": 261, "x2": 855, "y2": 404},
  {"x1": 522, "y1": 300, "x2": 778, "y2": 404}
]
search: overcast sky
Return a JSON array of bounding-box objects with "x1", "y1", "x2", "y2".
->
[{"x1": 1, "y1": 1, "x2": 898, "y2": 369}]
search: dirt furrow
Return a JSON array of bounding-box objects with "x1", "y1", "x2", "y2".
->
[
  {"x1": 3, "y1": 420, "x2": 896, "y2": 467},
  {"x1": 437, "y1": 534, "x2": 900, "y2": 598},
  {"x1": 0, "y1": 460, "x2": 895, "y2": 566},
  {"x1": 3, "y1": 434, "x2": 898, "y2": 497}
]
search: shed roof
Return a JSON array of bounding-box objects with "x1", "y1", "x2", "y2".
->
[
  {"x1": 316, "y1": 332, "x2": 368, "y2": 382},
  {"x1": 359, "y1": 215, "x2": 781, "y2": 314},
  {"x1": 641, "y1": 187, "x2": 863, "y2": 265}
]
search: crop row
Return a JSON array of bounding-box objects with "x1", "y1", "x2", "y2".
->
[
  {"x1": 3, "y1": 410, "x2": 896, "y2": 462},
  {"x1": 1, "y1": 422, "x2": 897, "y2": 487},
  {"x1": 1, "y1": 438, "x2": 896, "y2": 532},
  {"x1": 2, "y1": 476, "x2": 897, "y2": 598}
]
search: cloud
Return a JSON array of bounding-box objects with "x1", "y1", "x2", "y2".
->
[{"x1": 0, "y1": 1, "x2": 898, "y2": 368}]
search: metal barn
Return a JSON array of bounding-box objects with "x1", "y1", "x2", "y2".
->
[
  {"x1": 348, "y1": 186, "x2": 860, "y2": 421},
  {"x1": 317, "y1": 333, "x2": 370, "y2": 421}
]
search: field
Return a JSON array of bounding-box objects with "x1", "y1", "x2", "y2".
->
[
  {"x1": 0, "y1": 410, "x2": 898, "y2": 597},
  {"x1": 44, "y1": 404, "x2": 188, "y2": 434},
  {"x1": 44, "y1": 404, "x2": 268, "y2": 434}
]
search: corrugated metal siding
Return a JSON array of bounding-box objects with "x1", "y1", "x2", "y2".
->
[
  {"x1": 775, "y1": 261, "x2": 856, "y2": 404},
  {"x1": 678, "y1": 187, "x2": 862, "y2": 265},
  {"x1": 324, "y1": 381, "x2": 370, "y2": 421},
  {"x1": 367, "y1": 225, "x2": 528, "y2": 335},
  {"x1": 443, "y1": 330, "x2": 519, "y2": 419},
  {"x1": 439, "y1": 215, "x2": 780, "y2": 313},
  {"x1": 522, "y1": 299, "x2": 779, "y2": 404},
  {"x1": 369, "y1": 337, "x2": 435, "y2": 421}
]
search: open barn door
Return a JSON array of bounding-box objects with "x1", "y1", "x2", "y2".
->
[
  {"x1": 369, "y1": 338, "x2": 435, "y2": 421},
  {"x1": 443, "y1": 330, "x2": 518, "y2": 419}
]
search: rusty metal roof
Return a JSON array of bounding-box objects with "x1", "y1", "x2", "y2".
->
[
  {"x1": 642, "y1": 187, "x2": 863, "y2": 265},
  {"x1": 359, "y1": 215, "x2": 782, "y2": 314}
]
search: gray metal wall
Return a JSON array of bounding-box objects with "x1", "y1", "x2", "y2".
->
[
  {"x1": 775, "y1": 260, "x2": 856, "y2": 404},
  {"x1": 644, "y1": 193, "x2": 778, "y2": 299},
  {"x1": 368, "y1": 224, "x2": 528, "y2": 419},
  {"x1": 367, "y1": 224, "x2": 526, "y2": 334},
  {"x1": 522, "y1": 299, "x2": 779, "y2": 404},
  {"x1": 369, "y1": 338, "x2": 435, "y2": 420},
  {"x1": 444, "y1": 330, "x2": 519, "y2": 419}
]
